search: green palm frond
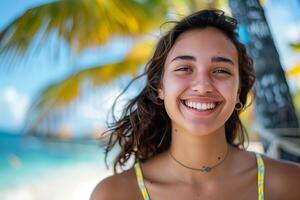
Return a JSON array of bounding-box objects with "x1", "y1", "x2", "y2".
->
[
  {"x1": 0, "y1": 0, "x2": 168, "y2": 56},
  {"x1": 24, "y1": 40, "x2": 154, "y2": 133}
]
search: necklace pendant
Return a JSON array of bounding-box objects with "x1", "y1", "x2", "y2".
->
[{"x1": 203, "y1": 167, "x2": 212, "y2": 172}]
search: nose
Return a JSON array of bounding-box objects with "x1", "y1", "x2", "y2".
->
[{"x1": 190, "y1": 72, "x2": 213, "y2": 93}]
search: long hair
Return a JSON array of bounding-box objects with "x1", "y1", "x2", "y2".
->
[{"x1": 104, "y1": 9, "x2": 256, "y2": 173}]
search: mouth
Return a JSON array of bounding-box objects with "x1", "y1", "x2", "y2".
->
[{"x1": 180, "y1": 99, "x2": 221, "y2": 111}]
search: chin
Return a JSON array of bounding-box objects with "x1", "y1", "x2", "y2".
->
[{"x1": 185, "y1": 124, "x2": 225, "y2": 137}]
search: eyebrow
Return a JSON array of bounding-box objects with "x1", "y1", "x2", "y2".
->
[
  {"x1": 170, "y1": 55, "x2": 234, "y2": 65},
  {"x1": 171, "y1": 55, "x2": 196, "y2": 62},
  {"x1": 211, "y1": 56, "x2": 234, "y2": 65}
]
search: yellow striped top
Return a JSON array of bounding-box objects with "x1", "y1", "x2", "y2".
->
[{"x1": 134, "y1": 152, "x2": 265, "y2": 200}]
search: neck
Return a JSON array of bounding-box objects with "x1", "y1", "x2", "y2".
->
[{"x1": 168, "y1": 126, "x2": 230, "y2": 181}]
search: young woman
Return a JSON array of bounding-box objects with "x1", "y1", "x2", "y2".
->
[{"x1": 91, "y1": 10, "x2": 300, "y2": 200}]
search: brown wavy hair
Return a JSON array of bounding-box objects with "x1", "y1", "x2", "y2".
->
[{"x1": 104, "y1": 9, "x2": 256, "y2": 173}]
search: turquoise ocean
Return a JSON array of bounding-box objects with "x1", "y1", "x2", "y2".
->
[{"x1": 0, "y1": 131, "x2": 106, "y2": 189}]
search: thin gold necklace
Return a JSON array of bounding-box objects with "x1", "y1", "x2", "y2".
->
[{"x1": 168, "y1": 145, "x2": 229, "y2": 172}]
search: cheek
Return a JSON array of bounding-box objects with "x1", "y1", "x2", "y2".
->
[
  {"x1": 161, "y1": 78, "x2": 186, "y2": 115},
  {"x1": 162, "y1": 77, "x2": 187, "y2": 99},
  {"x1": 162, "y1": 84, "x2": 180, "y2": 104},
  {"x1": 217, "y1": 79, "x2": 239, "y2": 101}
]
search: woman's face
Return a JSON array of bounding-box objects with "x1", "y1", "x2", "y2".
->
[{"x1": 158, "y1": 27, "x2": 240, "y2": 136}]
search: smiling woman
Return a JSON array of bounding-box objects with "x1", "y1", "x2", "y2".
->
[
  {"x1": 90, "y1": 9, "x2": 300, "y2": 200},
  {"x1": 159, "y1": 27, "x2": 240, "y2": 138}
]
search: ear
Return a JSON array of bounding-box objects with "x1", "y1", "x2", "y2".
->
[{"x1": 157, "y1": 88, "x2": 164, "y2": 100}]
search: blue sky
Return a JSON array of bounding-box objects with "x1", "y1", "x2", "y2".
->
[
  {"x1": 0, "y1": 0, "x2": 63, "y2": 131},
  {"x1": 0, "y1": 0, "x2": 299, "y2": 134},
  {"x1": 264, "y1": 0, "x2": 300, "y2": 67},
  {"x1": 0, "y1": 0, "x2": 132, "y2": 134}
]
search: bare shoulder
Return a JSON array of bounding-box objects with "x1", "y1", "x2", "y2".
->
[
  {"x1": 90, "y1": 169, "x2": 139, "y2": 200},
  {"x1": 263, "y1": 154, "x2": 300, "y2": 180},
  {"x1": 262, "y1": 155, "x2": 300, "y2": 199}
]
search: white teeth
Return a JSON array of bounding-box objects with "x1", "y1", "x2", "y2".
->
[{"x1": 184, "y1": 101, "x2": 216, "y2": 111}]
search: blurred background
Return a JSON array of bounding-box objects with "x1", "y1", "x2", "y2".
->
[{"x1": 1, "y1": 0, "x2": 300, "y2": 199}]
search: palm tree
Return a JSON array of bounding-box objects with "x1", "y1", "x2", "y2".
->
[{"x1": 0, "y1": 0, "x2": 226, "y2": 136}]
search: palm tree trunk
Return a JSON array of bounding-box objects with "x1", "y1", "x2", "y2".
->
[{"x1": 229, "y1": 0, "x2": 300, "y2": 162}]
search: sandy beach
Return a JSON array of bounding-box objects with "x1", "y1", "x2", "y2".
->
[{"x1": 1, "y1": 163, "x2": 112, "y2": 200}]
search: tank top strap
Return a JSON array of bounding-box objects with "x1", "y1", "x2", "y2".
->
[
  {"x1": 134, "y1": 162, "x2": 151, "y2": 200},
  {"x1": 255, "y1": 153, "x2": 265, "y2": 200}
]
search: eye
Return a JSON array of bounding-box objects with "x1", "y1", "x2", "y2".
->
[
  {"x1": 175, "y1": 66, "x2": 193, "y2": 72},
  {"x1": 213, "y1": 67, "x2": 231, "y2": 75}
]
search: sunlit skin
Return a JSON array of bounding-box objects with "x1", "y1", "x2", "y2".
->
[{"x1": 91, "y1": 27, "x2": 300, "y2": 200}]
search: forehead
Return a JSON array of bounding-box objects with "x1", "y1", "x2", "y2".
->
[{"x1": 165, "y1": 27, "x2": 238, "y2": 64}]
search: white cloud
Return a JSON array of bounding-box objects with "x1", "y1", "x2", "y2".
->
[
  {"x1": 79, "y1": 103, "x2": 102, "y2": 119},
  {"x1": 77, "y1": 87, "x2": 121, "y2": 121},
  {"x1": 76, "y1": 86, "x2": 129, "y2": 126},
  {"x1": 287, "y1": 24, "x2": 300, "y2": 43},
  {"x1": 3, "y1": 86, "x2": 29, "y2": 124}
]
